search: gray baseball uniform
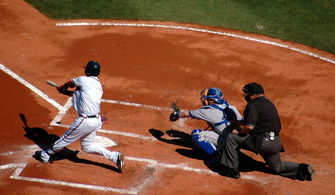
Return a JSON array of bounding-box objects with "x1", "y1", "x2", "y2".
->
[{"x1": 189, "y1": 102, "x2": 243, "y2": 153}]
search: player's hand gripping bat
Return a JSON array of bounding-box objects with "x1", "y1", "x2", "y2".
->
[{"x1": 47, "y1": 80, "x2": 74, "y2": 97}]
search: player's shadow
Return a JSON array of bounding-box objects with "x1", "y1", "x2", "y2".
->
[
  {"x1": 149, "y1": 128, "x2": 271, "y2": 175},
  {"x1": 207, "y1": 151, "x2": 270, "y2": 174},
  {"x1": 149, "y1": 128, "x2": 209, "y2": 161},
  {"x1": 19, "y1": 113, "x2": 120, "y2": 172}
]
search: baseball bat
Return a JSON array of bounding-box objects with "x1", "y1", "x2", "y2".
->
[{"x1": 46, "y1": 80, "x2": 59, "y2": 88}]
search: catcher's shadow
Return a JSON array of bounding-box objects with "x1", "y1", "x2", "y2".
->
[
  {"x1": 148, "y1": 128, "x2": 269, "y2": 175},
  {"x1": 149, "y1": 128, "x2": 209, "y2": 161},
  {"x1": 20, "y1": 113, "x2": 120, "y2": 172}
]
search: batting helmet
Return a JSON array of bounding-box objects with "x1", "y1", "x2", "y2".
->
[
  {"x1": 200, "y1": 87, "x2": 224, "y2": 105},
  {"x1": 85, "y1": 61, "x2": 100, "y2": 76}
]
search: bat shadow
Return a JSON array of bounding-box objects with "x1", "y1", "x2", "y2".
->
[{"x1": 19, "y1": 113, "x2": 120, "y2": 172}]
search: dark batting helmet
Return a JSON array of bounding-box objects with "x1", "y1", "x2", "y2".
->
[{"x1": 85, "y1": 61, "x2": 100, "y2": 76}]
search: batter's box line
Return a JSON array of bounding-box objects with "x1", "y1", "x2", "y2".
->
[
  {"x1": 7, "y1": 163, "x2": 142, "y2": 194},
  {"x1": 3, "y1": 156, "x2": 214, "y2": 194}
]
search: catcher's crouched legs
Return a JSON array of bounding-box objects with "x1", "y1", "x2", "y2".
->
[{"x1": 191, "y1": 129, "x2": 216, "y2": 155}]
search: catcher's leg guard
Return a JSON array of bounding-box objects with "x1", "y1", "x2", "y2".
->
[{"x1": 191, "y1": 129, "x2": 216, "y2": 155}]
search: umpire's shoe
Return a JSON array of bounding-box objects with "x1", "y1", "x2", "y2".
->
[
  {"x1": 205, "y1": 151, "x2": 221, "y2": 168},
  {"x1": 116, "y1": 153, "x2": 125, "y2": 172},
  {"x1": 296, "y1": 163, "x2": 315, "y2": 181},
  {"x1": 217, "y1": 165, "x2": 241, "y2": 179}
]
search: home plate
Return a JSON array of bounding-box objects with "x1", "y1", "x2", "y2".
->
[{"x1": 94, "y1": 135, "x2": 117, "y2": 147}]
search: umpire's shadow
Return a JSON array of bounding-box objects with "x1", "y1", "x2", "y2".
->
[
  {"x1": 149, "y1": 128, "x2": 270, "y2": 175},
  {"x1": 19, "y1": 114, "x2": 120, "y2": 172},
  {"x1": 149, "y1": 128, "x2": 209, "y2": 161}
]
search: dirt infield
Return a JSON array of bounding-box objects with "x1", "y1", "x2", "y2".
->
[{"x1": 1, "y1": 0, "x2": 335, "y2": 194}]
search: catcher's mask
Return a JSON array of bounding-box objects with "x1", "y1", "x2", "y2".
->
[
  {"x1": 85, "y1": 61, "x2": 100, "y2": 76},
  {"x1": 242, "y1": 82, "x2": 264, "y2": 102},
  {"x1": 200, "y1": 88, "x2": 224, "y2": 105}
]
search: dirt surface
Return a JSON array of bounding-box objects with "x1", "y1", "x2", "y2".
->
[{"x1": 1, "y1": 0, "x2": 335, "y2": 194}]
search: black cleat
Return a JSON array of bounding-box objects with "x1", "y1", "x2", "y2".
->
[
  {"x1": 217, "y1": 165, "x2": 241, "y2": 179},
  {"x1": 297, "y1": 163, "x2": 315, "y2": 181}
]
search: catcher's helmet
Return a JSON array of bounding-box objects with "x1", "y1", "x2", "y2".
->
[
  {"x1": 200, "y1": 88, "x2": 224, "y2": 105},
  {"x1": 85, "y1": 61, "x2": 100, "y2": 76}
]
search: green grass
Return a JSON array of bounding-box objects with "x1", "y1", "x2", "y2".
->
[{"x1": 25, "y1": 0, "x2": 335, "y2": 54}]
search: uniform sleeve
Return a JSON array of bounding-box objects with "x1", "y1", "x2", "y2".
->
[
  {"x1": 244, "y1": 102, "x2": 258, "y2": 126},
  {"x1": 189, "y1": 106, "x2": 211, "y2": 121},
  {"x1": 72, "y1": 76, "x2": 83, "y2": 87},
  {"x1": 229, "y1": 105, "x2": 243, "y2": 121}
]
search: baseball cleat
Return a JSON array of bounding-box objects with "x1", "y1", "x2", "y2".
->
[
  {"x1": 297, "y1": 163, "x2": 315, "y2": 181},
  {"x1": 34, "y1": 151, "x2": 50, "y2": 163},
  {"x1": 116, "y1": 153, "x2": 125, "y2": 172}
]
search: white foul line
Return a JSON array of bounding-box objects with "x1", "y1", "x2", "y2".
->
[
  {"x1": 0, "y1": 64, "x2": 63, "y2": 110},
  {"x1": 52, "y1": 122, "x2": 156, "y2": 141},
  {"x1": 56, "y1": 22, "x2": 335, "y2": 65},
  {"x1": 102, "y1": 99, "x2": 171, "y2": 111}
]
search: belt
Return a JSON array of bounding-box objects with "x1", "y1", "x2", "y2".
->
[{"x1": 79, "y1": 114, "x2": 99, "y2": 118}]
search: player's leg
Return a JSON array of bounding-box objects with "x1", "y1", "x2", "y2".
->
[
  {"x1": 80, "y1": 127, "x2": 124, "y2": 171},
  {"x1": 35, "y1": 117, "x2": 86, "y2": 163},
  {"x1": 191, "y1": 129, "x2": 217, "y2": 155}
]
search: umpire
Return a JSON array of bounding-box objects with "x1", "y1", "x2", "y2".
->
[{"x1": 218, "y1": 82, "x2": 315, "y2": 180}]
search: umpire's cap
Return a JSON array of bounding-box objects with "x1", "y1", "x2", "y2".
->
[{"x1": 242, "y1": 83, "x2": 264, "y2": 96}]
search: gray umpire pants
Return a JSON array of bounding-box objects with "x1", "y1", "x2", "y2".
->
[{"x1": 220, "y1": 133, "x2": 300, "y2": 179}]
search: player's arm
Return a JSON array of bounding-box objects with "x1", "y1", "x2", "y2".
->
[
  {"x1": 57, "y1": 80, "x2": 75, "y2": 96},
  {"x1": 236, "y1": 124, "x2": 254, "y2": 134},
  {"x1": 178, "y1": 111, "x2": 190, "y2": 118}
]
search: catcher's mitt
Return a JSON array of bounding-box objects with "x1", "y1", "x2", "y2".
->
[
  {"x1": 169, "y1": 103, "x2": 181, "y2": 121},
  {"x1": 169, "y1": 112, "x2": 179, "y2": 121}
]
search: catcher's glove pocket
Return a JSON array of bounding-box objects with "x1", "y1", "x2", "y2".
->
[{"x1": 169, "y1": 112, "x2": 179, "y2": 121}]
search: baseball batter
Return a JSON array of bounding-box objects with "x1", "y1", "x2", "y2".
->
[
  {"x1": 170, "y1": 88, "x2": 243, "y2": 162},
  {"x1": 35, "y1": 61, "x2": 124, "y2": 172}
]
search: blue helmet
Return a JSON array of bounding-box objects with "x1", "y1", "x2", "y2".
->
[{"x1": 200, "y1": 87, "x2": 224, "y2": 105}]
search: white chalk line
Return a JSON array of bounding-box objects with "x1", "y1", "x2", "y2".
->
[
  {"x1": 50, "y1": 97, "x2": 164, "y2": 141},
  {"x1": 56, "y1": 22, "x2": 335, "y2": 65},
  {"x1": 102, "y1": 99, "x2": 171, "y2": 111},
  {"x1": 52, "y1": 122, "x2": 156, "y2": 141},
  {"x1": 1, "y1": 153, "x2": 217, "y2": 194},
  {"x1": 0, "y1": 64, "x2": 63, "y2": 110},
  {"x1": 1, "y1": 157, "x2": 267, "y2": 194}
]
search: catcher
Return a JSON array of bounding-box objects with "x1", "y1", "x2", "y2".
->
[{"x1": 169, "y1": 87, "x2": 243, "y2": 163}]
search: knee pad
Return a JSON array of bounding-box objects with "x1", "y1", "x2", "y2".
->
[
  {"x1": 191, "y1": 129, "x2": 216, "y2": 155},
  {"x1": 191, "y1": 129, "x2": 202, "y2": 137}
]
